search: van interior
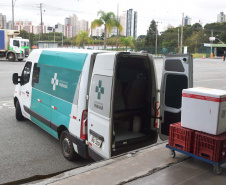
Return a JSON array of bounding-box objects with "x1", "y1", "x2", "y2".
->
[{"x1": 112, "y1": 55, "x2": 157, "y2": 156}]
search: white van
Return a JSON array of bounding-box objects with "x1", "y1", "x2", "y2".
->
[{"x1": 12, "y1": 49, "x2": 193, "y2": 161}]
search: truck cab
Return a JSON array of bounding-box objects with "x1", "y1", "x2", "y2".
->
[{"x1": 8, "y1": 37, "x2": 30, "y2": 61}]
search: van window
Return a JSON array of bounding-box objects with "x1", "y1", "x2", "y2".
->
[
  {"x1": 22, "y1": 62, "x2": 32, "y2": 85},
  {"x1": 32, "y1": 63, "x2": 40, "y2": 87},
  {"x1": 165, "y1": 74, "x2": 188, "y2": 109}
]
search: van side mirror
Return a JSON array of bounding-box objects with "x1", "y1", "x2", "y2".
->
[{"x1": 12, "y1": 73, "x2": 22, "y2": 85}]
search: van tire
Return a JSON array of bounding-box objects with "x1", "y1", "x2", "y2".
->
[
  {"x1": 60, "y1": 130, "x2": 78, "y2": 161},
  {"x1": 16, "y1": 101, "x2": 24, "y2": 121}
]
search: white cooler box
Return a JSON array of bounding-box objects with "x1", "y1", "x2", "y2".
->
[{"x1": 181, "y1": 87, "x2": 226, "y2": 135}]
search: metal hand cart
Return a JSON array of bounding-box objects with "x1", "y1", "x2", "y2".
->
[{"x1": 166, "y1": 144, "x2": 226, "y2": 175}]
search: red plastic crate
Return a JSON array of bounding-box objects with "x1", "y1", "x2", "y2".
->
[
  {"x1": 169, "y1": 122, "x2": 195, "y2": 153},
  {"x1": 193, "y1": 131, "x2": 226, "y2": 162}
]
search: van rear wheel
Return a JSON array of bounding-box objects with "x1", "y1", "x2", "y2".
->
[
  {"x1": 60, "y1": 130, "x2": 78, "y2": 161},
  {"x1": 16, "y1": 101, "x2": 24, "y2": 121}
]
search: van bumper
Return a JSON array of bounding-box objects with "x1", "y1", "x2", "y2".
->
[{"x1": 69, "y1": 133, "x2": 88, "y2": 159}]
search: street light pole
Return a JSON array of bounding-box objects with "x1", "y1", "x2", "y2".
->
[
  {"x1": 180, "y1": 13, "x2": 184, "y2": 53},
  {"x1": 210, "y1": 29, "x2": 213, "y2": 58},
  {"x1": 62, "y1": 27, "x2": 64, "y2": 47},
  {"x1": 40, "y1": 3, "x2": 43, "y2": 40},
  {"x1": 12, "y1": 0, "x2": 16, "y2": 30},
  {"x1": 178, "y1": 28, "x2": 180, "y2": 53},
  {"x1": 155, "y1": 22, "x2": 158, "y2": 57}
]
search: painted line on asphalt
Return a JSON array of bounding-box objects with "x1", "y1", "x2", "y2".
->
[{"x1": 0, "y1": 100, "x2": 14, "y2": 109}]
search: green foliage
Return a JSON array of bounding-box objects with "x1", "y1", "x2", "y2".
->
[
  {"x1": 204, "y1": 22, "x2": 226, "y2": 43},
  {"x1": 135, "y1": 35, "x2": 146, "y2": 51},
  {"x1": 145, "y1": 20, "x2": 157, "y2": 47},
  {"x1": 73, "y1": 31, "x2": 93, "y2": 48},
  {"x1": 119, "y1": 36, "x2": 135, "y2": 50}
]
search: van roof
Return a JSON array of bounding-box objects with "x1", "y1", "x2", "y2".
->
[{"x1": 36, "y1": 48, "x2": 117, "y2": 55}]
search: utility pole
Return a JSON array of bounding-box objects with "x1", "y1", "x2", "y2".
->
[
  {"x1": 155, "y1": 22, "x2": 161, "y2": 57},
  {"x1": 155, "y1": 22, "x2": 158, "y2": 57},
  {"x1": 40, "y1": 3, "x2": 43, "y2": 40},
  {"x1": 178, "y1": 28, "x2": 180, "y2": 53},
  {"x1": 180, "y1": 13, "x2": 184, "y2": 53},
  {"x1": 12, "y1": 0, "x2": 15, "y2": 30},
  {"x1": 210, "y1": 29, "x2": 213, "y2": 58},
  {"x1": 62, "y1": 27, "x2": 64, "y2": 47}
]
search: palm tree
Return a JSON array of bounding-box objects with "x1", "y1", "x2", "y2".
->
[
  {"x1": 114, "y1": 19, "x2": 123, "y2": 51},
  {"x1": 91, "y1": 11, "x2": 115, "y2": 49}
]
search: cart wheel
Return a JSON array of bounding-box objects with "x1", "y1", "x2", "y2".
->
[
  {"x1": 170, "y1": 150, "x2": 176, "y2": 158},
  {"x1": 213, "y1": 166, "x2": 222, "y2": 175}
]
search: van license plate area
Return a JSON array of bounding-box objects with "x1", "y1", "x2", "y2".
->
[{"x1": 91, "y1": 136, "x2": 102, "y2": 148}]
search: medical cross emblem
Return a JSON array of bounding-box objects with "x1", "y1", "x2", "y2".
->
[
  {"x1": 51, "y1": 73, "x2": 59, "y2": 91},
  {"x1": 95, "y1": 80, "x2": 104, "y2": 100}
]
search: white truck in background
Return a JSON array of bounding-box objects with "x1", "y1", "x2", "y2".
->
[{"x1": 0, "y1": 29, "x2": 30, "y2": 61}]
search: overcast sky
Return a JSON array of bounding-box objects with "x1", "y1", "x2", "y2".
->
[{"x1": 0, "y1": 0, "x2": 226, "y2": 36}]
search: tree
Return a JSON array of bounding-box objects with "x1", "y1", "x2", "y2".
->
[
  {"x1": 135, "y1": 35, "x2": 146, "y2": 51},
  {"x1": 119, "y1": 36, "x2": 135, "y2": 51},
  {"x1": 204, "y1": 22, "x2": 226, "y2": 43},
  {"x1": 91, "y1": 11, "x2": 116, "y2": 49},
  {"x1": 160, "y1": 27, "x2": 179, "y2": 49},
  {"x1": 74, "y1": 31, "x2": 92, "y2": 49},
  {"x1": 145, "y1": 20, "x2": 157, "y2": 47}
]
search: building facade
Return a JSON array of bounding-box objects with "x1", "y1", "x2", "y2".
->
[
  {"x1": 118, "y1": 9, "x2": 138, "y2": 39},
  {"x1": 120, "y1": 12, "x2": 126, "y2": 36},
  {"x1": 217, "y1": 12, "x2": 226, "y2": 23},
  {"x1": 184, "y1": 16, "x2": 191, "y2": 25},
  {"x1": 14, "y1": 21, "x2": 33, "y2": 32},
  {"x1": 0, "y1": 13, "x2": 6, "y2": 29},
  {"x1": 64, "y1": 15, "x2": 88, "y2": 38},
  {"x1": 91, "y1": 27, "x2": 104, "y2": 37},
  {"x1": 79, "y1": 19, "x2": 88, "y2": 33},
  {"x1": 55, "y1": 23, "x2": 65, "y2": 33}
]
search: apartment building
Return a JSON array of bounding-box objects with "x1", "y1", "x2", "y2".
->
[
  {"x1": 0, "y1": 13, "x2": 6, "y2": 29},
  {"x1": 217, "y1": 12, "x2": 226, "y2": 23}
]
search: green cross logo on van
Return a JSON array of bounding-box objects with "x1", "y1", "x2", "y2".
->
[
  {"x1": 51, "y1": 73, "x2": 59, "y2": 91},
  {"x1": 95, "y1": 80, "x2": 104, "y2": 100}
]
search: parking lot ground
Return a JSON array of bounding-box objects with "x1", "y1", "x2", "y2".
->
[{"x1": 35, "y1": 142, "x2": 226, "y2": 185}]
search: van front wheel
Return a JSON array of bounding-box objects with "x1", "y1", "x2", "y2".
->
[
  {"x1": 16, "y1": 101, "x2": 24, "y2": 121},
  {"x1": 60, "y1": 130, "x2": 78, "y2": 161}
]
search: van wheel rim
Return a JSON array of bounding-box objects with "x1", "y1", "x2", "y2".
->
[{"x1": 63, "y1": 137, "x2": 71, "y2": 155}]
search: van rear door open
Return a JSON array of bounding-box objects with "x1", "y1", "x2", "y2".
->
[
  {"x1": 87, "y1": 53, "x2": 116, "y2": 161},
  {"x1": 159, "y1": 54, "x2": 193, "y2": 140}
]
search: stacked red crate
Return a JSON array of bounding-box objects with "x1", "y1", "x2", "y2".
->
[
  {"x1": 169, "y1": 122, "x2": 195, "y2": 153},
  {"x1": 193, "y1": 132, "x2": 226, "y2": 162}
]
